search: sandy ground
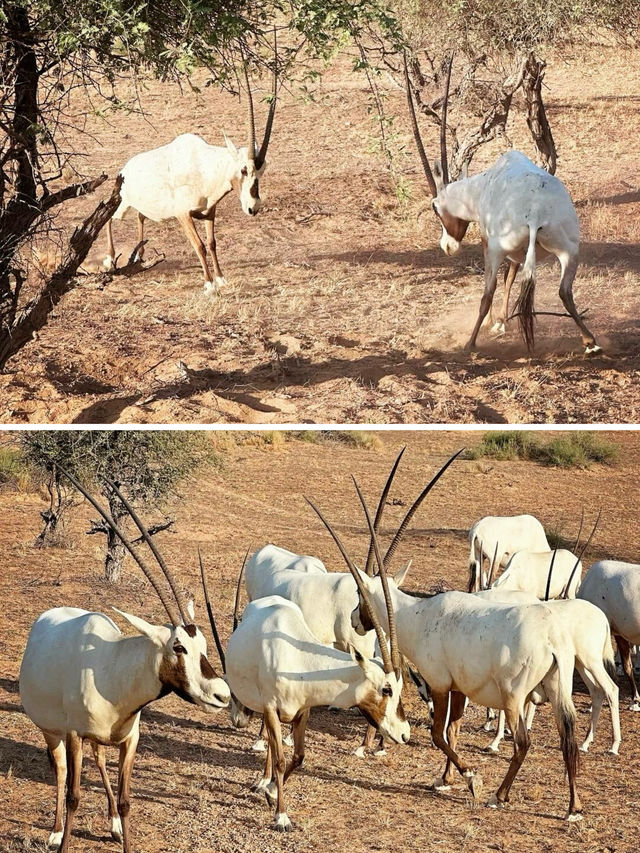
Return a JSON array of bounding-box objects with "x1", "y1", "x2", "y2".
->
[
  {"x1": 1, "y1": 430, "x2": 639, "y2": 852},
  {"x1": 1, "y1": 45, "x2": 639, "y2": 424}
]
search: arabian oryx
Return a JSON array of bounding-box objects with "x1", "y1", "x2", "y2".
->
[
  {"x1": 468, "y1": 514, "x2": 549, "y2": 591},
  {"x1": 309, "y1": 452, "x2": 584, "y2": 820},
  {"x1": 492, "y1": 548, "x2": 582, "y2": 599},
  {"x1": 221, "y1": 578, "x2": 410, "y2": 831},
  {"x1": 19, "y1": 472, "x2": 229, "y2": 852},
  {"x1": 404, "y1": 56, "x2": 599, "y2": 354},
  {"x1": 578, "y1": 560, "x2": 640, "y2": 711},
  {"x1": 104, "y1": 53, "x2": 277, "y2": 291}
]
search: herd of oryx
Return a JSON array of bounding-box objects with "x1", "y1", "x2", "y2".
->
[
  {"x1": 19, "y1": 450, "x2": 640, "y2": 851},
  {"x1": 102, "y1": 43, "x2": 600, "y2": 355}
]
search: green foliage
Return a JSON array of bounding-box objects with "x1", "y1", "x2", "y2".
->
[
  {"x1": 467, "y1": 431, "x2": 619, "y2": 468},
  {"x1": 20, "y1": 430, "x2": 214, "y2": 504},
  {"x1": 0, "y1": 445, "x2": 31, "y2": 490}
]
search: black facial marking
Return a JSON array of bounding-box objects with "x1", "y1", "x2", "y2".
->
[
  {"x1": 382, "y1": 685, "x2": 393, "y2": 697},
  {"x1": 200, "y1": 654, "x2": 217, "y2": 679},
  {"x1": 249, "y1": 180, "x2": 259, "y2": 199},
  {"x1": 184, "y1": 624, "x2": 197, "y2": 637},
  {"x1": 173, "y1": 641, "x2": 187, "y2": 655}
]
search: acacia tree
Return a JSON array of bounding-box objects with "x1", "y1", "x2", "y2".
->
[{"x1": 21, "y1": 430, "x2": 212, "y2": 581}]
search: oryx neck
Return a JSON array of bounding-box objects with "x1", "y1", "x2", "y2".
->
[
  {"x1": 111, "y1": 634, "x2": 165, "y2": 715},
  {"x1": 444, "y1": 176, "x2": 483, "y2": 223}
]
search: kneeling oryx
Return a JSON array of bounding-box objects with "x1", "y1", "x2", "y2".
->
[
  {"x1": 19, "y1": 472, "x2": 230, "y2": 852},
  {"x1": 219, "y1": 548, "x2": 410, "y2": 832},
  {"x1": 404, "y1": 56, "x2": 599, "y2": 354},
  {"x1": 309, "y1": 451, "x2": 585, "y2": 820},
  {"x1": 105, "y1": 52, "x2": 277, "y2": 291}
]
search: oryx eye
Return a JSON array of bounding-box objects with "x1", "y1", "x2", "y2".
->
[
  {"x1": 173, "y1": 641, "x2": 187, "y2": 655},
  {"x1": 241, "y1": 167, "x2": 248, "y2": 176},
  {"x1": 382, "y1": 686, "x2": 393, "y2": 697}
]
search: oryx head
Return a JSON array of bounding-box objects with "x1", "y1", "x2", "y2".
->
[
  {"x1": 57, "y1": 470, "x2": 230, "y2": 713},
  {"x1": 350, "y1": 646, "x2": 409, "y2": 745},
  {"x1": 227, "y1": 42, "x2": 277, "y2": 217},
  {"x1": 404, "y1": 53, "x2": 471, "y2": 256}
]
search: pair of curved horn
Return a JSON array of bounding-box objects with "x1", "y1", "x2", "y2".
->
[
  {"x1": 305, "y1": 496, "x2": 396, "y2": 676},
  {"x1": 243, "y1": 29, "x2": 277, "y2": 168},
  {"x1": 404, "y1": 51, "x2": 453, "y2": 196},
  {"x1": 563, "y1": 509, "x2": 601, "y2": 599},
  {"x1": 363, "y1": 446, "x2": 406, "y2": 575},
  {"x1": 57, "y1": 466, "x2": 188, "y2": 627},
  {"x1": 199, "y1": 547, "x2": 250, "y2": 672}
]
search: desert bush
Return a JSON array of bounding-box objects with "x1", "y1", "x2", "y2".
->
[
  {"x1": 468, "y1": 431, "x2": 618, "y2": 468},
  {"x1": 0, "y1": 446, "x2": 31, "y2": 491}
]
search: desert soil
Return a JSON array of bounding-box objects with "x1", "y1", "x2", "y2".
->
[
  {"x1": 1, "y1": 430, "x2": 639, "y2": 852},
  {"x1": 1, "y1": 45, "x2": 640, "y2": 424}
]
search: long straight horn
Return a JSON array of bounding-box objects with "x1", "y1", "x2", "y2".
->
[
  {"x1": 384, "y1": 448, "x2": 465, "y2": 569},
  {"x1": 544, "y1": 548, "x2": 558, "y2": 601},
  {"x1": 353, "y1": 477, "x2": 401, "y2": 675},
  {"x1": 106, "y1": 480, "x2": 189, "y2": 625},
  {"x1": 242, "y1": 57, "x2": 256, "y2": 161},
  {"x1": 199, "y1": 550, "x2": 226, "y2": 672},
  {"x1": 572, "y1": 508, "x2": 585, "y2": 554},
  {"x1": 305, "y1": 496, "x2": 393, "y2": 674},
  {"x1": 57, "y1": 466, "x2": 179, "y2": 626},
  {"x1": 255, "y1": 27, "x2": 277, "y2": 169},
  {"x1": 233, "y1": 547, "x2": 251, "y2": 631},
  {"x1": 486, "y1": 542, "x2": 499, "y2": 589},
  {"x1": 564, "y1": 509, "x2": 601, "y2": 599},
  {"x1": 404, "y1": 51, "x2": 438, "y2": 197},
  {"x1": 439, "y1": 53, "x2": 453, "y2": 186},
  {"x1": 364, "y1": 446, "x2": 406, "y2": 576}
]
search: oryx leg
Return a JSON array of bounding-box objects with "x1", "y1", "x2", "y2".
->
[
  {"x1": 557, "y1": 250, "x2": 599, "y2": 354},
  {"x1": 90, "y1": 743, "x2": 122, "y2": 841},
  {"x1": 355, "y1": 724, "x2": 385, "y2": 758},
  {"x1": 177, "y1": 213, "x2": 214, "y2": 289},
  {"x1": 59, "y1": 732, "x2": 84, "y2": 853},
  {"x1": 431, "y1": 691, "x2": 480, "y2": 796},
  {"x1": 44, "y1": 734, "x2": 66, "y2": 849},
  {"x1": 487, "y1": 710, "x2": 506, "y2": 753},
  {"x1": 263, "y1": 705, "x2": 291, "y2": 832},
  {"x1": 204, "y1": 211, "x2": 227, "y2": 290},
  {"x1": 283, "y1": 709, "x2": 310, "y2": 783},
  {"x1": 488, "y1": 706, "x2": 530, "y2": 808},
  {"x1": 251, "y1": 733, "x2": 273, "y2": 792},
  {"x1": 104, "y1": 219, "x2": 115, "y2": 270},
  {"x1": 491, "y1": 261, "x2": 519, "y2": 335},
  {"x1": 117, "y1": 728, "x2": 139, "y2": 853},
  {"x1": 441, "y1": 692, "x2": 473, "y2": 789},
  {"x1": 252, "y1": 716, "x2": 267, "y2": 752},
  {"x1": 541, "y1": 665, "x2": 582, "y2": 820},
  {"x1": 615, "y1": 635, "x2": 640, "y2": 710},
  {"x1": 525, "y1": 700, "x2": 536, "y2": 730},
  {"x1": 577, "y1": 662, "x2": 621, "y2": 755},
  {"x1": 135, "y1": 212, "x2": 145, "y2": 261},
  {"x1": 466, "y1": 247, "x2": 503, "y2": 351}
]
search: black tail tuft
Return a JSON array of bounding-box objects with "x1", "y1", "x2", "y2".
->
[
  {"x1": 515, "y1": 274, "x2": 536, "y2": 352},
  {"x1": 560, "y1": 705, "x2": 580, "y2": 781}
]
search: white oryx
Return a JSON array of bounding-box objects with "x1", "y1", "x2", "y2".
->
[
  {"x1": 105, "y1": 55, "x2": 277, "y2": 291},
  {"x1": 578, "y1": 560, "x2": 640, "y2": 710},
  {"x1": 309, "y1": 454, "x2": 584, "y2": 820},
  {"x1": 19, "y1": 473, "x2": 229, "y2": 853},
  {"x1": 492, "y1": 548, "x2": 582, "y2": 599},
  {"x1": 222, "y1": 580, "x2": 410, "y2": 832},
  {"x1": 245, "y1": 544, "x2": 327, "y2": 599},
  {"x1": 404, "y1": 57, "x2": 599, "y2": 354},
  {"x1": 468, "y1": 514, "x2": 549, "y2": 591}
]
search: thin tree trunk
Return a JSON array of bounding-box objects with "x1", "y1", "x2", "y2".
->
[{"x1": 105, "y1": 491, "x2": 127, "y2": 583}]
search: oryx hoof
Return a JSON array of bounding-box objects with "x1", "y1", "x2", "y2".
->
[
  {"x1": 584, "y1": 343, "x2": 602, "y2": 356},
  {"x1": 464, "y1": 770, "x2": 483, "y2": 800},
  {"x1": 579, "y1": 743, "x2": 590, "y2": 753},
  {"x1": 432, "y1": 776, "x2": 451, "y2": 792},
  {"x1": 566, "y1": 812, "x2": 583, "y2": 823},
  {"x1": 251, "y1": 777, "x2": 269, "y2": 793},
  {"x1": 251, "y1": 738, "x2": 267, "y2": 752},
  {"x1": 103, "y1": 255, "x2": 114, "y2": 271},
  {"x1": 47, "y1": 831, "x2": 63, "y2": 849},
  {"x1": 486, "y1": 794, "x2": 505, "y2": 810},
  {"x1": 485, "y1": 744, "x2": 500, "y2": 754},
  {"x1": 608, "y1": 745, "x2": 620, "y2": 756},
  {"x1": 373, "y1": 748, "x2": 387, "y2": 757},
  {"x1": 215, "y1": 276, "x2": 227, "y2": 289},
  {"x1": 482, "y1": 721, "x2": 494, "y2": 732},
  {"x1": 354, "y1": 746, "x2": 367, "y2": 758},
  {"x1": 264, "y1": 781, "x2": 277, "y2": 805},
  {"x1": 275, "y1": 812, "x2": 292, "y2": 832},
  {"x1": 110, "y1": 816, "x2": 123, "y2": 842},
  {"x1": 629, "y1": 701, "x2": 640, "y2": 712},
  {"x1": 284, "y1": 733, "x2": 294, "y2": 747},
  {"x1": 490, "y1": 321, "x2": 506, "y2": 336}
]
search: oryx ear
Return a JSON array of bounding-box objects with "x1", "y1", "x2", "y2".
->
[
  {"x1": 393, "y1": 560, "x2": 411, "y2": 588},
  {"x1": 433, "y1": 160, "x2": 445, "y2": 192},
  {"x1": 223, "y1": 132, "x2": 239, "y2": 158},
  {"x1": 112, "y1": 608, "x2": 170, "y2": 647},
  {"x1": 186, "y1": 598, "x2": 196, "y2": 622},
  {"x1": 350, "y1": 644, "x2": 379, "y2": 681}
]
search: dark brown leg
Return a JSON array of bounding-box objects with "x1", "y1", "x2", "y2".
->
[
  {"x1": 177, "y1": 213, "x2": 213, "y2": 285},
  {"x1": 442, "y1": 691, "x2": 468, "y2": 786},
  {"x1": 117, "y1": 729, "x2": 139, "y2": 853},
  {"x1": 204, "y1": 210, "x2": 224, "y2": 283},
  {"x1": 59, "y1": 733, "x2": 83, "y2": 853},
  {"x1": 136, "y1": 212, "x2": 145, "y2": 260},
  {"x1": 263, "y1": 706, "x2": 291, "y2": 832},
  {"x1": 284, "y1": 709, "x2": 309, "y2": 783},
  {"x1": 431, "y1": 692, "x2": 479, "y2": 795},
  {"x1": 466, "y1": 250, "x2": 501, "y2": 350},
  {"x1": 91, "y1": 743, "x2": 121, "y2": 841},
  {"x1": 557, "y1": 252, "x2": 599, "y2": 352},
  {"x1": 491, "y1": 706, "x2": 530, "y2": 807},
  {"x1": 492, "y1": 261, "x2": 519, "y2": 333},
  {"x1": 616, "y1": 635, "x2": 640, "y2": 707}
]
